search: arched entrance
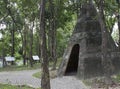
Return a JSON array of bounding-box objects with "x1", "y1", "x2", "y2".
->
[{"x1": 65, "y1": 44, "x2": 80, "y2": 75}]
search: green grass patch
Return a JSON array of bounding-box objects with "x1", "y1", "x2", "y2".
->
[
  {"x1": 0, "y1": 63, "x2": 41, "y2": 72},
  {"x1": 33, "y1": 71, "x2": 41, "y2": 79},
  {"x1": 83, "y1": 80, "x2": 93, "y2": 86},
  {"x1": 33, "y1": 70, "x2": 57, "y2": 79},
  {"x1": 0, "y1": 57, "x2": 62, "y2": 72},
  {"x1": 112, "y1": 74, "x2": 120, "y2": 82},
  {"x1": 32, "y1": 58, "x2": 62, "y2": 79},
  {"x1": 0, "y1": 84, "x2": 41, "y2": 89}
]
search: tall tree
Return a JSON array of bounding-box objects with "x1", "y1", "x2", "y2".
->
[
  {"x1": 39, "y1": 0, "x2": 51, "y2": 89},
  {"x1": 11, "y1": 23, "x2": 15, "y2": 57},
  {"x1": 23, "y1": 23, "x2": 27, "y2": 65},
  {"x1": 48, "y1": 0, "x2": 57, "y2": 70},
  {"x1": 29, "y1": 21, "x2": 34, "y2": 67},
  {"x1": 3, "y1": 0, "x2": 16, "y2": 57}
]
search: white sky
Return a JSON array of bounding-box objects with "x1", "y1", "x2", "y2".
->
[
  {"x1": 0, "y1": 24, "x2": 6, "y2": 30},
  {"x1": 112, "y1": 22, "x2": 118, "y2": 35},
  {"x1": 113, "y1": 22, "x2": 118, "y2": 30},
  {"x1": 0, "y1": 24, "x2": 6, "y2": 39}
]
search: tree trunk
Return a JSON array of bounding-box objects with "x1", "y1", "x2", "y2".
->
[
  {"x1": 20, "y1": 28, "x2": 25, "y2": 65},
  {"x1": 48, "y1": 18, "x2": 52, "y2": 60},
  {"x1": 10, "y1": 23, "x2": 15, "y2": 65},
  {"x1": 11, "y1": 23, "x2": 15, "y2": 57},
  {"x1": 29, "y1": 22, "x2": 34, "y2": 67},
  {"x1": 36, "y1": 34, "x2": 40, "y2": 58},
  {"x1": 49, "y1": 0, "x2": 57, "y2": 70},
  {"x1": 40, "y1": 0, "x2": 51, "y2": 89},
  {"x1": 36, "y1": 19, "x2": 41, "y2": 58},
  {"x1": 3, "y1": 0, "x2": 15, "y2": 57},
  {"x1": 23, "y1": 24, "x2": 27, "y2": 65}
]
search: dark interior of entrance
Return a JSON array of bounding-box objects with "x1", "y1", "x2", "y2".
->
[{"x1": 65, "y1": 44, "x2": 79, "y2": 75}]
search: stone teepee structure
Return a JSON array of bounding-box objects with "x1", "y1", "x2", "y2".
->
[{"x1": 58, "y1": 3, "x2": 120, "y2": 79}]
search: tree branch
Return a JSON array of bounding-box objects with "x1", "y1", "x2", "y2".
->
[{"x1": 3, "y1": 0, "x2": 16, "y2": 24}]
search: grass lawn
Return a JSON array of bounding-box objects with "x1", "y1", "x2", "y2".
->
[
  {"x1": 33, "y1": 70, "x2": 57, "y2": 79},
  {"x1": 112, "y1": 74, "x2": 120, "y2": 82},
  {"x1": 0, "y1": 84, "x2": 41, "y2": 89},
  {"x1": 32, "y1": 58, "x2": 62, "y2": 79},
  {"x1": 0, "y1": 58, "x2": 62, "y2": 72},
  {"x1": 33, "y1": 71, "x2": 41, "y2": 79},
  {"x1": 0, "y1": 63, "x2": 41, "y2": 72}
]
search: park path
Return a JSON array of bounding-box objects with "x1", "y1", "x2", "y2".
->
[
  {"x1": 0, "y1": 69, "x2": 41, "y2": 88},
  {"x1": 0, "y1": 69, "x2": 88, "y2": 89}
]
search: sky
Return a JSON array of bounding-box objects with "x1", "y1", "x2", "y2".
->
[
  {"x1": 0, "y1": 24, "x2": 6, "y2": 30},
  {"x1": 0, "y1": 24, "x2": 6, "y2": 39}
]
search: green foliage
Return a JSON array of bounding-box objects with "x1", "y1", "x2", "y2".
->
[
  {"x1": 0, "y1": 0, "x2": 119, "y2": 65},
  {"x1": 1, "y1": 0, "x2": 77, "y2": 59},
  {"x1": 57, "y1": 14, "x2": 76, "y2": 57},
  {"x1": 15, "y1": 52, "x2": 22, "y2": 60}
]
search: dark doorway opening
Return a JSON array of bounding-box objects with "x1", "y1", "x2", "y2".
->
[{"x1": 65, "y1": 44, "x2": 80, "y2": 75}]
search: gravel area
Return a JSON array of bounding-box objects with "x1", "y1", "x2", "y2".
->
[
  {"x1": 51, "y1": 76, "x2": 88, "y2": 89},
  {"x1": 0, "y1": 70, "x2": 88, "y2": 89}
]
